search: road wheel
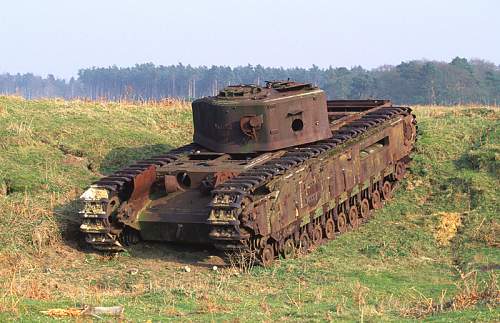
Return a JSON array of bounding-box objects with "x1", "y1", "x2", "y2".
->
[
  {"x1": 371, "y1": 190, "x2": 382, "y2": 209},
  {"x1": 395, "y1": 161, "x2": 406, "y2": 181},
  {"x1": 336, "y1": 212, "x2": 347, "y2": 233},
  {"x1": 298, "y1": 231, "x2": 311, "y2": 254},
  {"x1": 382, "y1": 181, "x2": 393, "y2": 200},
  {"x1": 348, "y1": 205, "x2": 359, "y2": 228},
  {"x1": 312, "y1": 224, "x2": 323, "y2": 246},
  {"x1": 260, "y1": 243, "x2": 275, "y2": 267},
  {"x1": 360, "y1": 198, "x2": 371, "y2": 219},
  {"x1": 121, "y1": 227, "x2": 141, "y2": 245},
  {"x1": 282, "y1": 238, "x2": 296, "y2": 259},
  {"x1": 324, "y1": 218, "x2": 336, "y2": 240}
]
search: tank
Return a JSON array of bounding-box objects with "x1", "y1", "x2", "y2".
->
[{"x1": 79, "y1": 80, "x2": 417, "y2": 266}]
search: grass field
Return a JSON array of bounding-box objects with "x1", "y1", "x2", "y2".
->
[{"x1": 0, "y1": 96, "x2": 498, "y2": 321}]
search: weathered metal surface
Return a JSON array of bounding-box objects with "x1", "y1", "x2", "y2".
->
[
  {"x1": 79, "y1": 81, "x2": 417, "y2": 266},
  {"x1": 192, "y1": 81, "x2": 332, "y2": 153}
]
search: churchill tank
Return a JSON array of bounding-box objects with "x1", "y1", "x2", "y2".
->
[{"x1": 80, "y1": 81, "x2": 417, "y2": 266}]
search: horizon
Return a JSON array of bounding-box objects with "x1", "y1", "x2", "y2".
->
[
  {"x1": 0, "y1": 0, "x2": 498, "y2": 79},
  {"x1": 2, "y1": 57, "x2": 498, "y2": 82}
]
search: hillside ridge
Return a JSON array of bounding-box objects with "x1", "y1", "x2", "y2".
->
[{"x1": 0, "y1": 97, "x2": 498, "y2": 321}]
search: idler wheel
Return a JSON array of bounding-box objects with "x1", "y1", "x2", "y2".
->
[
  {"x1": 324, "y1": 218, "x2": 336, "y2": 240},
  {"x1": 107, "y1": 196, "x2": 126, "y2": 234},
  {"x1": 336, "y1": 212, "x2": 348, "y2": 233},
  {"x1": 282, "y1": 238, "x2": 296, "y2": 259},
  {"x1": 260, "y1": 243, "x2": 275, "y2": 267},
  {"x1": 348, "y1": 205, "x2": 359, "y2": 228},
  {"x1": 311, "y1": 224, "x2": 323, "y2": 246},
  {"x1": 106, "y1": 196, "x2": 121, "y2": 216},
  {"x1": 382, "y1": 181, "x2": 393, "y2": 200},
  {"x1": 360, "y1": 198, "x2": 371, "y2": 219},
  {"x1": 371, "y1": 190, "x2": 382, "y2": 209},
  {"x1": 298, "y1": 231, "x2": 311, "y2": 253}
]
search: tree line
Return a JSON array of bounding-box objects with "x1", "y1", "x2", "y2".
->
[{"x1": 0, "y1": 57, "x2": 498, "y2": 105}]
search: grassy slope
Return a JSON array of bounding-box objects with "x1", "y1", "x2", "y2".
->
[{"x1": 0, "y1": 97, "x2": 498, "y2": 321}]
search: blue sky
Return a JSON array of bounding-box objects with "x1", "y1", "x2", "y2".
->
[{"x1": 0, "y1": 0, "x2": 498, "y2": 78}]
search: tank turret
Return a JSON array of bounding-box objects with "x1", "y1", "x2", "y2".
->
[{"x1": 192, "y1": 81, "x2": 332, "y2": 153}]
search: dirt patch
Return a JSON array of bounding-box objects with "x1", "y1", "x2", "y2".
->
[
  {"x1": 433, "y1": 212, "x2": 462, "y2": 246},
  {"x1": 62, "y1": 154, "x2": 86, "y2": 166},
  {"x1": 406, "y1": 179, "x2": 424, "y2": 191}
]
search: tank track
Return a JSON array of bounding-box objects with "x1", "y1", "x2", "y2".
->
[
  {"x1": 209, "y1": 106, "x2": 417, "y2": 260},
  {"x1": 79, "y1": 143, "x2": 201, "y2": 251}
]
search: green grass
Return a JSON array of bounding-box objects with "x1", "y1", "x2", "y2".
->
[{"x1": 0, "y1": 97, "x2": 498, "y2": 321}]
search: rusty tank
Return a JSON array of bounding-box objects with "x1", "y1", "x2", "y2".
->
[{"x1": 79, "y1": 81, "x2": 417, "y2": 265}]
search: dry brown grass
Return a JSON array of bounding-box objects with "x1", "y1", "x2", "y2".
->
[
  {"x1": 0, "y1": 252, "x2": 53, "y2": 315},
  {"x1": 226, "y1": 248, "x2": 258, "y2": 273},
  {"x1": 402, "y1": 270, "x2": 499, "y2": 318},
  {"x1": 57, "y1": 96, "x2": 192, "y2": 110},
  {"x1": 413, "y1": 104, "x2": 500, "y2": 116},
  {"x1": 472, "y1": 219, "x2": 500, "y2": 248},
  {"x1": 196, "y1": 293, "x2": 230, "y2": 314},
  {"x1": 352, "y1": 281, "x2": 371, "y2": 321},
  {"x1": 0, "y1": 94, "x2": 189, "y2": 107}
]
